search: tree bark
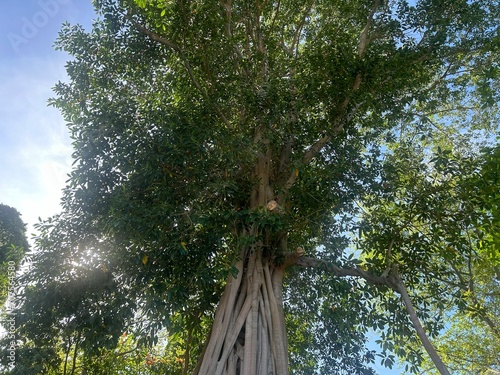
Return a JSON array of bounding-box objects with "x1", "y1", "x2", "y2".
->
[{"x1": 193, "y1": 249, "x2": 289, "y2": 375}]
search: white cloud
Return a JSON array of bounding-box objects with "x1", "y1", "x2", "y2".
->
[
  {"x1": 0, "y1": 55, "x2": 73, "y2": 240},
  {"x1": 0, "y1": 1, "x2": 96, "y2": 243}
]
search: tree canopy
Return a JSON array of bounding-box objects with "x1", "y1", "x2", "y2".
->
[{"x1": 2, "y1": 0, "x2": 500, "y2": 374}]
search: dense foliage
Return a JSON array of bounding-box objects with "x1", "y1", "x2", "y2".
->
[{"x1": 2, "y1": 0, "x2": 500, "y2": 374}]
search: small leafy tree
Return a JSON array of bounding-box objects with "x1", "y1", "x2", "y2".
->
[
  {"x1": 0, "y1": 204, "x2": 29, "y2": 307},
  {"x1": 5, "y1": 1, "x2": 500, "y2": 374}
]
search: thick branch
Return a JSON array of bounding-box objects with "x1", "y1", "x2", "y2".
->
[
  {"x1": 283, "y1": 99, "x2": 363, "y2": 191},
  {"x1": 281, "y1": 0, "x2": 315, "y2": 57},
  {"x1": 358, "y1": 0, "x2": 380, "y2": 57},
  {"x1": 295, "y1": 256, "x2": 398, "y2": 289},
  {"x1": 129, "y1": 18, "x2": 181, "y2": 51},
  {"x1": 395, "y1": 278, "x2": 451, "y2": 375},
  {"x1": 283, "y1": 134, "x2": 330, "y2": 190}
]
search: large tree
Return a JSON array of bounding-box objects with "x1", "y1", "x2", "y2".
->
[{"x1": 5, "y1": 0, "x2": 500, "y2": 374}]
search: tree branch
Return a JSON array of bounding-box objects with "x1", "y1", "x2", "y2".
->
[
  {"x1": 295, "y1": 255, "x2": 452, "y2": 375},
  {"x1": 288, "y1": 0, "x2": 315, "y2": 57},
  {"x1": 129, "y1": 17, "x2": 181, "y2": 51},
  {"x1": 394, "y1": 276, "x2": 451, "y2": 375},
  {"x1": 358, "y1": 0, "x2": 380, "y2": 57},
  {"x1": 295, "y1": 256, "x2": 398, "y2": 289},
  {"x1": 114, "y1": 342, "x2": 140, "y2": 358},
  {"x1": 220, "y1": 1, "x2": 253, "y2": 79},
  {"x1": 128, "y1": 16, "x2": 232, "y2": 128},
  {"x1": 282, "y1": 100, "x2": 363, "y2": 192},
  {"x1": 282, "y1": 134, "x2": 330, "y2": 191}
]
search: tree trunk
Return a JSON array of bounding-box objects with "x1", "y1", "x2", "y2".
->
[{"x1": 193, "y1": 248, "x2": 289, "y2": 375}]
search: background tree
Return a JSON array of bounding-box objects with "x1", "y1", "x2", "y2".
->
[
  {"x1": 357, "y1": 131, "x2": 500, "y2": 373},
  {"x1": 396, "y1": 144, "x2": 500, "y2": 375},
  {"x1": 3, "y1": 0, "x2": 500, "y2": 374},
  {"x1": 0, "y1": 204, "x2": 29, "y2": 308}
]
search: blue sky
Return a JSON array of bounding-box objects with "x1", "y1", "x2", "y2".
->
[{"x1": 0, "y1": 0, "x2": 95, "y2": 235}]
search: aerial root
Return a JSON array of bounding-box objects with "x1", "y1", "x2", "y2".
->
[{"x1": 195, "y1": 251, "x2": 288, "y2": 375}]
